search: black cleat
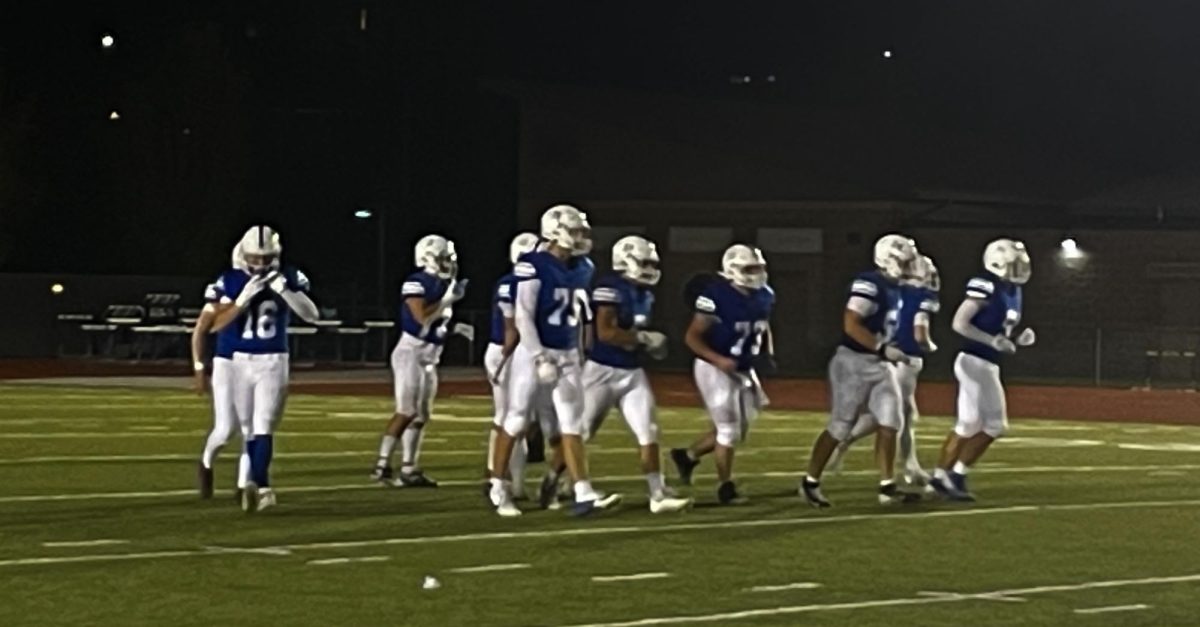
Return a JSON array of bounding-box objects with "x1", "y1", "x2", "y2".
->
[
  {"x1": 670, "y1": 448, "x2": 699, "y2": 485},
  {"x1": 717, "y1": 481, "x2": 747, "y2": 505},
  {"x1": 371, "y1": 465, "x2": 393, "y2": 485},
  {"x1": 878, "y1": 481, "x2": 922, "y2": 505},
  {"x1": 197, "y1": 463, "x2": 214, "y2": 499},
  {"x1": 800, "y1": 477, "x2": 832, "y2": 509},
  {"x1": 396, "y1": 470, "x2": 438, "y2": 488},
  {"x1": 538, "y1": 473, "x2": 559, "y2": 510}
]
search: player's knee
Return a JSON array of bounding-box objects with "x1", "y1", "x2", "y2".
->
[
  {"x1": 502, "y1": 412, "x2": 529, "y2": 438},
  {"x1": 954, "y1": 418, "x2": 982, "y2": 438},
  {"x1": 715, "y1": 422, "x2": 740, "y2": 447},
  {"x1": 982, "y1": 417, "x2": 1007, "y2": 439},
  {"x1": 826, "y1": 417, "x2": 853, "y2": 442},
  {"x1": 634, "y1": 421, "x2": 659, "y2": 447},
  {"x1": 558, "y1": 416, "x2": 584, "y2": 437}
]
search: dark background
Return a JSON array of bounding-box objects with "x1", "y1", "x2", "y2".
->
[{"x1": 4, "y1": 1, "x2": 1200, "y2": 321}]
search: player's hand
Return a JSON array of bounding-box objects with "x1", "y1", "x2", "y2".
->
[
  {"x1": 878, "y1": 343, "x2": 910, "y2": 364},
  {"x1": 711, "y1": 355, "x2": 739, "y2": 374},
  {"x1": 265, "y1": 271, "x2": 288, "y2": 294},
  {"x1": 445, "y1": 279, "x2": 469, "y2": 304},
  {"x1": 235, "y1": 275, "x2": 268, "y2": 308},
  {"x1": 923, "y1": 339, "x2": 938, "y2": 354},
  {"x1": 991, "y1": 335, "x2": 1017, "y2": 354},
  {"x1": 1016, "y1": 327, "x2": 1037, "y2": 347},
  {"x1": 638, "y1": 329, "x2": 667, "y2": 348},
  {"x1": 534, "y1": 352, "x2": 559, "y2": 384},
  {"x1": 191, "y1": 369, "x2": 208, "y2": 395}
]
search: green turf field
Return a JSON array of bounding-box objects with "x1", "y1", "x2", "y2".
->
[{"x1": 0, "y1": 383, "x2": 1197, "y2": 626}]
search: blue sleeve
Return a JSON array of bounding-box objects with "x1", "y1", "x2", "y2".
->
[
  {"x1": 513, "y1": 253, "x2": 538, "y2": 282},
  {"x1": 402, "y1": 273, "x2": 430, "y2": 300},
  {"x1": 592, "y1": 275, "x2": 622, "y2": 308},
  {"x1": 695, "y1": 283, "x2": 720, "y2": 315},
  {"x1": 965, "y1": 276, "x2": 995, "y2": 301},
  {"x1": 850, "y1": 274, "x2": 881, "y2": 302}
]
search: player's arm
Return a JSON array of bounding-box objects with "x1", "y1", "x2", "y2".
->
[
  {"x1": 594, "y1": 305, "x2": 639, "y2": 350},
  {"x1": 406, "y1": 279, "x2": 467, "y2": 325},
  {"x1": 499, "y1": 294, "x2": 520, "y2": 357},
  {"x1": 685, "y1": 313, "x2": 735, "y2": 372},
  {"x1": 952, "y1": 298, "x2": 1015, "y2": 353},
  {"x1": 209, "y1": 301, "x2": 242, "y2": 333},
  {"x1": 914, "y1": 312, "x2": 934, "y2": 352},
  {"x1": 514, "y1": 277, "x2": 545, "y2": 353},
  {"x1": 189, "y1": 305, "x2": 216, "y2": 393},
  {"x1": 843, "y1": 302, "x2": 880, "y2": 350}
]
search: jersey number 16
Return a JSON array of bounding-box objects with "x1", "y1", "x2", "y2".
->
[{"x1": 242, "y1": 300, "x2": 278, "y2": 340}]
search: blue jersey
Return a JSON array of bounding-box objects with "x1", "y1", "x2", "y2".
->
[
  {"x1": 399, "y1": 271, "x2": 451, "y2": 345},
  {"x1": 895, "y1": 285, "x2": 940, "y2": 357},
  {"x1": 489, "y1": 273, "x2": 518, "y2": 345},
  {"x1": 588, "y1": 273, "x2": 654, "y2": 370},
  {"x1": 841, "y1": 270, "x2": 901, "y2": 354},
  {"x1": 961, "y1": 272, "x2": 1023, "y2": 364},
  {"x1": 693, "y1": 279, "x2": 774, "y2": 372},
  {"x1": 208, "y1": 266, "x2": 310, "y2": 355},
  {"x1": 513, "y1": 251, "x2": 595, "y2": 350}
]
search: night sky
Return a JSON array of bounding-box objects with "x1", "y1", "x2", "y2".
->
[{"x1": 3, "y1": 2, "x2": 1200, "y2": 286}]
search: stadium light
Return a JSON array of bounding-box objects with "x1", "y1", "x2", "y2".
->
[
  {"x1": 108, "y1": 110, "x2": 121, "y2": 121},
  {"x1": 101, "y1": 33, "x2": 115, "y2": 49},
  {"x1": 50, "y1": 283, "x2": 64, "y2": 295},
  {"x1": 1060, "y1": 236, "x2": 1078, "y2": 253},
  {"x1": 354, "y1": 208, "x2": 373, "y2": 219},
  {"x1": 882, "y1": 49, "x2": 893, "y2": 59}
]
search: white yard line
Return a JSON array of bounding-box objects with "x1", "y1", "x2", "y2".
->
[
  {"x1": 307, "y1": 556, "x2": 390, "y2": 566},
  {"x1": 42, "y1": 539, "x2": 129, "y2": 548},
  {"x1": 592, "y1": 573, "x2": 671, "y2": 583},
  {"x1": 744, "y1": 582, "x2": 822, "y2": 593},
  {"x1": 562, "y1": 576, "x2": 1191, "y2": 626},
  {"x1": 446, "y1": 563, "x2": 531, "y2": 574},
  {"x1": 0, "y1": 499, "x2": 1198, "y2": 570},
  {"x1": 1073, "y1": 604, "x2": 1150, "y2": 614}
]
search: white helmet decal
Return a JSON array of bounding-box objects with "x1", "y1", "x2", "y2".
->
[
  {"x1": 721, "y1": 244, "x2": 768, "y2": 290},
  {"x1": 509, "y1": 232, "x2": 540, "y2": 266},
  {"x1": 237, "y1": 225, "x2": 282, "y2": 274},
  {"x1": 540, "y1": 204, "x2": 593, "y2": 256},
  {"x1": 983, "y1": 238, "x2": 1031, "y2": 285},
  {"x1": 873, "y1": 233, "x2": 918, "y2": 281},
  {"x1": 611, "y1": 234, "x2": 661, "y2": 286},
  {"x1": 414, "y1": 234, "x2": 458, "y2": 280}
]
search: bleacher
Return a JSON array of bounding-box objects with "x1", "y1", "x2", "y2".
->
[{"x1": 54, "y1": 293, "x2": 481, "y2": 366}]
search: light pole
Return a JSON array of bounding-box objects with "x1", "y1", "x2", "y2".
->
[{"x1": 354, "y1": 207, "x2": 387, "y2": 311}]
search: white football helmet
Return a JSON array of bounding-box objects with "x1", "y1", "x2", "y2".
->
[
  {"x1": 509, "y1": 232, "x2": 540, "y2": 265},
  {"x1": 540, "y1": 204, "x2": 592, "y2": 256},
  {"x1": 983, "y1": 238, "x2": 1031, "y2": 284},
  {"x1": 612, "y1": 234, "x2": 661, "y2": 286},
  {"x1": 415, "y1": 234, "x2": 457, "y2": 279},
  {"x1": 906, "y1": 254, "x2": 941, "y2": 291},
  {"x1": 721, "y1": 244, "x2": 768, "y2": 290},
  {"x1": 237, "y1": 225, "x2": 282, "y2": 274},
  {"x1": 874, "y1": 234, "x2": 918, "y2": 281}
]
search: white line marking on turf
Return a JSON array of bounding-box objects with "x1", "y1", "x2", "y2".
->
[
  {"x1": 1073, "y1": 604, "x2": 1150, "y2": 614},
  {"x1": 42, "y1": 539, "x2": 129, "y2": 548},
  {"x1": 562, "y1": 575, "x2": 1198, "y2": 626},
  {"x1": 745, "y1": 582, "x2": 822, "y2": 593},
  {"x1": 1120, "y1": 443, "x2": 1200, "y2": 453},
  {"x1": 307, "y1": 556, "x2": 390, "y2": 566},
  {"x1": 592, "y1": 573, "x2": 671, "y2": 583},
  {"x1": 446, "y1": 563, "x2": 531, "y2": 574},
  {"x1": 1, "y1": 499, "x2": 1199, "y2": 570},
  {"x1": 917, "y1": 590, "x2": 1026, "y2": 603}
]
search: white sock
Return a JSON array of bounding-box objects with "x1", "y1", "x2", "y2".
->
[
  {"x1": 934, "y1": 467, "x2": 950, "y2": 481},
  {"x1": 879, "y1": 479, "x2": 895, "y2": 488},
  {"x1": 953, "y1": 461, "x2": 969, "y2": 475},
  {"x1": 378, "y1": 435, "x2": 398, "y2": 465},
  {"x1": 510, "y1": 440, "x2": 528, "y2": 496},
  {"x1": 237, "y1": 450, "x2": 251, "y2": 489},
  {"x1": 401, "y1": 427, "x2": 423, "y2": 471},
  {"x1": 646, "y1": 472, "x2": 665, "y2": 499},
  {"x1": 804, "y1": 474, "x2": 820, "y2": 485},
  {"x1": 574, "y1": 480, "x2": 599, "y2": 502}
]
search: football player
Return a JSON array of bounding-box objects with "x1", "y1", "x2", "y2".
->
[
  {"x1": 799, "y1": 234, "x2": 921, "y2": 508},
  {"x1": 826, "y1": 254, "x2": 941, "y2": 486},
  {"x1": 488, "y1": 204, "x2": 621, "y2": 517},
  {"x1": 194, "y1": 244, "x2": 251, "y2": 499},
  {"x1": 670, "y1": 244, "x2": 774, "y2": 505},
  {"x1": 484, "y1": 232, "x2": 540, "y2": 499},
  {"x1": 931, "y1": 238, "x2": 1035, "y2": 501},
  {"x1": 372, "y1": 234, "x2": 467, "y2": 487},
  {"x1": 209, "y1": 225, "x2": 319, "y2": 513},
  {"x1": 582, "y1": 235, "x2": 693, "y2": 513}
]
